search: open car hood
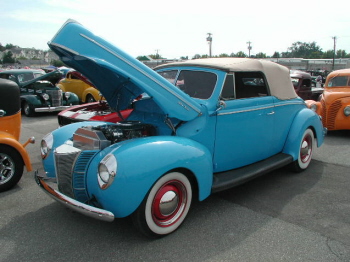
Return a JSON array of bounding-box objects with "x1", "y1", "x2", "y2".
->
[
  {"x1": 48, "y1": 19, "x2": 202, "y2": 121},
  {"x1": 21, "y1": 70, "x2": 62, "y2": 87}
]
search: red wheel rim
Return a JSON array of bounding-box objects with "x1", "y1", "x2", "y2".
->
[
  {"x1": 151, "y1": 180, "x2": 187, "y2": 227},
  {"x1": 300, "y1": 134, "x2": 312, "y2": 163}
]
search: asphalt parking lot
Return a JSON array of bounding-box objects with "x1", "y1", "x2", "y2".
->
[{"x1": 1, "y1": 113, "x2": 350, "y2": 262}]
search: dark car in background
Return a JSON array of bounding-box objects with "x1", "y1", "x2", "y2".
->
[{"x1": 0, "y1": 69, "x2": 79, "y2": 116}]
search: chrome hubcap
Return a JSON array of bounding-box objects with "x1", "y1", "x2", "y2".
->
[
  {"x1": 152, "y1": 180, "x2": 187, "y2": 227},
  {"x1": 300, "y1": 135, "x2": 312, "y2": 163},
  {"x1": 159, "y1": 191, "x2": 179, "y2": 216},
  {"x1": 0, "y1": 153, "x2": 15, "y2": 184}
]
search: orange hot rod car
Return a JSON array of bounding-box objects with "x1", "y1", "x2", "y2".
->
[
  {"x1": 306, "y1": 68, "x2": 350, "y2": 131},
  {"x1": 0, "y1": 79, "x2": 35, "y2": 192}
]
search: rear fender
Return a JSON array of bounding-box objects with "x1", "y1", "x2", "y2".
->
[
  {"x1": 283, "y1": 108, "x2": 325, "y2": 160},
  {"x1": 87, "y1": 136, "x2": 213, "y2": 218}
]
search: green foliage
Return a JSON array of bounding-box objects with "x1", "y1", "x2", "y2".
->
[
  {"x1": 2, "y1": 51, "x2": 16, "y2": 64},
  {"x1": 230, "y1": 51, "x2": 247, "y2": 57},
  {"x1": 51, "y1": 59, "x2": 65, "y2": 67}
]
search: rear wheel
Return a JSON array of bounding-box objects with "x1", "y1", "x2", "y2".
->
[
  {"x1": 132, "y1": 172, "x2": 192, "y2": 238},
  {"x1": 0, "y1": 145, "x2": 24, "y2": 192},
  {"x1": 292, "y1": 128, "x2": 314, "y2": 172},
  {"x1": 86, "y1": 94, "x2": 96, "y2": 103}
]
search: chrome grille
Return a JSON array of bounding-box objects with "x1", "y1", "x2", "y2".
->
[
  {"x1": 46, "y1": 90, "x2": 62, "y2": 107},
  {"x1": 327, "y1": 100, "x2": 342, "y2": 130},
  {"x1": 55, "y1": 148, "x2": 81, "y2": 198},
  {"x1": 72, "y1": 151, "x2": 97, "y2": 203}
]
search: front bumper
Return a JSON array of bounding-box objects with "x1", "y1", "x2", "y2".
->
[
  {"x1": 34, "y1": 171, "x2": 115, "y2": 222},
  {"x1": 35, "y1": 106, "x2": 72, "y2": 113}
]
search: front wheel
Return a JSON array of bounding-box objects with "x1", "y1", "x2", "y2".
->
[
  {"x1": 22, "y1": 102, "x2": 35, "y2": 117},
  {"x1": 132, "y1": 172, "x2": 192, "y2": 238},
  {"x1": 292, "y1": 128, "x2": 314, "y2": 172},
  {"x1": 0, "y1": 145, "x2": 24, "y2": 192}
]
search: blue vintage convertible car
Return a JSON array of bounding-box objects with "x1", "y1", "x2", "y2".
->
[{"x1": 36, "y1": 20, "x2": 326, "y2": 237}]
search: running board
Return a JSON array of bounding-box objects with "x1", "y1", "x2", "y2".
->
[{"x1": 212, "y1": 153, "x2": 293, "y2": 193}]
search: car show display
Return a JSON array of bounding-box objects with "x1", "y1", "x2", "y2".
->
[
  {"x1": 0, "y1": 79, "x2": 35, "y2": 192},
  {"x1": 306, "y1": 68, "x2": 350, "y2": 130},
  {"x1": 0, "y1": 69, "x2": 79, "y2": 116},
  {"x1": 35, "y1": 19, "x2": 326, "y2": 237}
]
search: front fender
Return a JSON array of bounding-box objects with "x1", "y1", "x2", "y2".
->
[
  {"x1": 64, "y1": 92, "x2": 79, "y2": 105},
  {"x1": 21, "y1": 95, "x2": 42, "y2": 107},
  {"x1": 0, "y1": 133, "x2": 32, "y2": 171},
  {"x1": 87, "y1": 136, "x2": 213, "y2": 218},
  {"x1": 283, "y1": 108, "x2": 325, "y2": 160}
]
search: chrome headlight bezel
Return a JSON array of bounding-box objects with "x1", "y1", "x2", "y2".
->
[
  {"x1": 64, "y1": 92, "x2": 71, "y2": 99},
  {"x1": 42, "y1": 93, "x2": 50, "y2": 101},
  {"x1": 344, "y1": 106, "x2": 350, "y2": 116},
  {"x1": 98, "y1": 154, "x2": 117, "y2": 189},
  {"x1": 41, "y1": 133, "x2": 53, "y2": 159}
]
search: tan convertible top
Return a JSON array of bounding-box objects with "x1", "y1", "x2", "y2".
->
[{"x1": 156, "y1": 58, "x2": 298, "y2": 100}]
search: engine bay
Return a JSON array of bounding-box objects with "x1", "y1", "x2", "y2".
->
[{"x1": 73, "y1": 121, "x2": 156, "y2": 150}]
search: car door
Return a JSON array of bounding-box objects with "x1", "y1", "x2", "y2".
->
[
  {"x1": 213, "y1": 72, "x2": 275, "y2": 172},
  {"x1": 65, "y1": 72, "x2": 84, "y2": 99}
]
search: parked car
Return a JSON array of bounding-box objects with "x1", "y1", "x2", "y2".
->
[
  {"x1": 0, "y1": 79, "x2": 35, "y2": 192},
  {"x1": 57, "y1": 100, "x2": 132, "y2": 126},
  {"x1": 306, "y1": 68, "x2": 350, "y2": 130},
  {"x1": 290, "y1": 70, "x2": 313, "y2": 100},
  {"x1": 57, "y1": 70, "x2": 102, "y2": 103},
  {"x1": 36, "y1": 20, "x2": 326, "y2": 238},
  {"x1": 0, "y1": 69, "x2": 79, "y2": 116}
]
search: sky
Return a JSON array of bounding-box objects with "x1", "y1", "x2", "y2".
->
[{"x1": 1, "y1": 0, "x2": 350, "y2": 59}]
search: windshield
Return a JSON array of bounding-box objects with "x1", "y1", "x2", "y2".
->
[
  {"x1": 327, "y1": 76, "x2": 349, "y2": 87},
  {"x1": 291, "y1": 77, "x2": 300, "y2": 87},
  {"x1": 158, "y1": 70, "x2": 217, "y2": 99},
  {"x1": 17, "y1": 72, "x2": 45, "y2": 83}
]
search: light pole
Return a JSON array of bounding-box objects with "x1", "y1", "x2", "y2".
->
[
  {"x1": 332, "y1": 36, "x2": 337, "y2": 71},
  {"x1": 207, "y1": 33, "x2": 212, "y2": 57},
  {"x1": 247, "y1": 41, "x2": 252, "y2": 57}
]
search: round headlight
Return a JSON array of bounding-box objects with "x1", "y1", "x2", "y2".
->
[
  {"x1": 344, "y1": 106, "x2": 350, "y2": 116},
  {"x1": 98, "y1": 154, "x2": 117, "y2": 189},
  {"x1": 41, "y1": 133, "x2": 53, "y2": 159},
  {"x1": 310, "y1": 104, "x2": 317, "y2": 112},
  {"x1": 42, "y1": 93, "x2": 49, "y2": 101},
  {"x1": 65, "y1": 92, "x2": 71, "y2": 99}
]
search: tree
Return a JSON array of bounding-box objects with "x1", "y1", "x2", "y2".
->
[
  {"x1": 51, "y1": 59, "x2": 65, "y2": 67},
  {"x1": 149, "y1": 53, "x2": 163, "y2": 59},
  {"x1": 230, "y1": 51, "x2": 247, "y2": 57},
  {"x1": 285, "y1": 41, "x2": 323, "y2": 59},
  {"x1": 218, "y1": 53, "x2": 229, "y2": 57},
  {"x1": 5, "y1": 44, "x2": 18, "y2": 49},
  {"x1": 2, "y1": 51, "x2": 16, "y2": 64},
  {"x1": 336, "y1": 49, "x2": 347, "y2": 58},
  {"x1": 272, "y1": 52, "x2": 280, "y2": 58},
  {"x1": 255, "y1": 52, "x2": 267, "y2": 58}
]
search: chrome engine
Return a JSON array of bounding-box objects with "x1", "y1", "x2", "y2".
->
[{"x1": 73, "y1": 121, "x2": 156, "y2": 150}]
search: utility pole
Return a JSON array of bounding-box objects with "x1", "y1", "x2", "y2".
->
[
  {"x1": 332, "y1": 36, "x2": 337, "y2": 71},
  {"x1": 247, "y1": 41, "x2": 252, "y2": 57},
  {"x1": 207, "y1": 33, "x2": 212, "y2": 57}
]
